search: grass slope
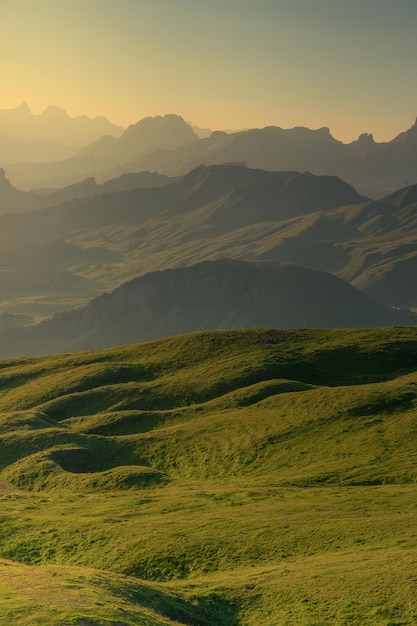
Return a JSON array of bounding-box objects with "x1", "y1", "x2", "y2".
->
[{"x1": 1, "y1": 328, "x2": 417, "y2": 623}]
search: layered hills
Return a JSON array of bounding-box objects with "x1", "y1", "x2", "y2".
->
[
  {"x1": 3, "y1": 110, "x2": 417, "y2": 197},
  {"x1": 0, "y1": 103, "x2": 124, "y2": 171},
  {"x1": 3, "y1": 103, "x2": 417, "y2": 625},
  {"x1": 0, "y1": 165, "x2": 371, "y2": 322},
  {"x1": 0, "y1": 168, "x2": 173, "y2": 215},
  {"x1": 2, "y1": 164, "x2": 417, "y2": 324},
  {"x1": 0, "y1": 102, "x2": 123, "y2": 146},
  {"x1": 4, "y1": 114, "x2": 199, "y2": 189},
  {"x1": 2, "y1": 328, "x2": 417, "y2": 623}
]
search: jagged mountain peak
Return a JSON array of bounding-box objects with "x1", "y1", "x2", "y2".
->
[
  {"x1": 355, "y1": 132, "x2": 375, "y2": 146},
  {"x1": 92, "y1": 113, "x2": 200, "y2": 161},
  {"x1": 142, "y1": 113, "x2": 187, "y2": 123},
  {"x1": 123, "y1": 113, "x2": 198, "y2": 141}
]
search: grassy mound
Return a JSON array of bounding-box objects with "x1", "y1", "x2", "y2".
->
[
  {"x1": 1, "y1": 328, "x2": 417, "y2": 623},
  {"x1": 1, "y1": 445, "x2": 169, "y2": 493}
]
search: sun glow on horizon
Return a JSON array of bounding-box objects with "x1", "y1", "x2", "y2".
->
[{"x1": 1, "y1": 0, "x2": 417, "y2": 143}]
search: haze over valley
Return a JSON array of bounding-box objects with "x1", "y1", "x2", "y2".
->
[{"x1": 1, "y1": 146, "x2": 417, "y2": 353}]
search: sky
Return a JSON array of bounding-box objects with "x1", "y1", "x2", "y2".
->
[{"x1": 1, "y1": 0, "x2": 417, "y2": 142}]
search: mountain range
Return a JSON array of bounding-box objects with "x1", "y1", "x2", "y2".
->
[
  {"x1": 0, "y1": 102, "x2": 123, "y2": 145},
  {"x1": 0, "y1": 102, "x2": 124, "y2": 166},
  {"x1": 2, "y1": 109, "x2": 417, "y2": 197},
  {"x1": 2, "y1": 112, "x2": 417, "y2": 355},
  {"x1": 0, "y1": 167, "x2": 174, "y2": 214},
  {"x1": 2, "y1": 163, "x2": 417, "y2": 313},
  {"x1": 0, "y1": 165, "x2": 369, "y2": 318}
]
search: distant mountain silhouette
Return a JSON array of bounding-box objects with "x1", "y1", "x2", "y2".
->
[
  {"x1": 5, "y1": 114, "x2": 417, "y2": 195},
  {"x1": 0, "y1": 168, "x2": 174, "y2": 214},
  {"x1": 0, "y1": 259, "x2": 405, "y2": 357},
  {"x1": 32, "y1": 171, "x2": 175, "y2": 208},
  {"x1": 78, "y1": 114, "x2": 198, "y2": 162},
  {"x1": 121, "y1": 119, "x2": 417, "y2": 198},
  {"x1": 0, "y1": 102, "x2": 123, "y2": 147},
  {"x1": 5, "y1": 114, "x2": 198, "y2": 189},
  {"x1": 0, "y1": 165, "x2": 365, "y2": 235}
]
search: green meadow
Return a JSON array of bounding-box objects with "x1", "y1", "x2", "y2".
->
[{"x1": 1, "y1": 327, "x2": 417, "y2": 624}]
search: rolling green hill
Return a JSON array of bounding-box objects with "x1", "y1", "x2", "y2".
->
[{"x1": 2, "y1": 328, "x2": 417, "y2": 624}]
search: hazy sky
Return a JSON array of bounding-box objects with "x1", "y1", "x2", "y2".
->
[{"x1": 2, "y1": 0, "x2": 417, "y2": 142}]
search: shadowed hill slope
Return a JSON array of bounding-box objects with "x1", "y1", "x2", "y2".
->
[{"x1": 0, "y1": 258, "x2": 408, "y2": 358}]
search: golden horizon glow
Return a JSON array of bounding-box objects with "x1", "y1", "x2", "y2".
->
[{"x1": 1, "y1": 0, "x2": 417, "y2": 144}]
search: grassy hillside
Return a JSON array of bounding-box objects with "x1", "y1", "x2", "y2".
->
[{"x1": 1, "y1": 328, "x2": 417, "y2": 623}]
